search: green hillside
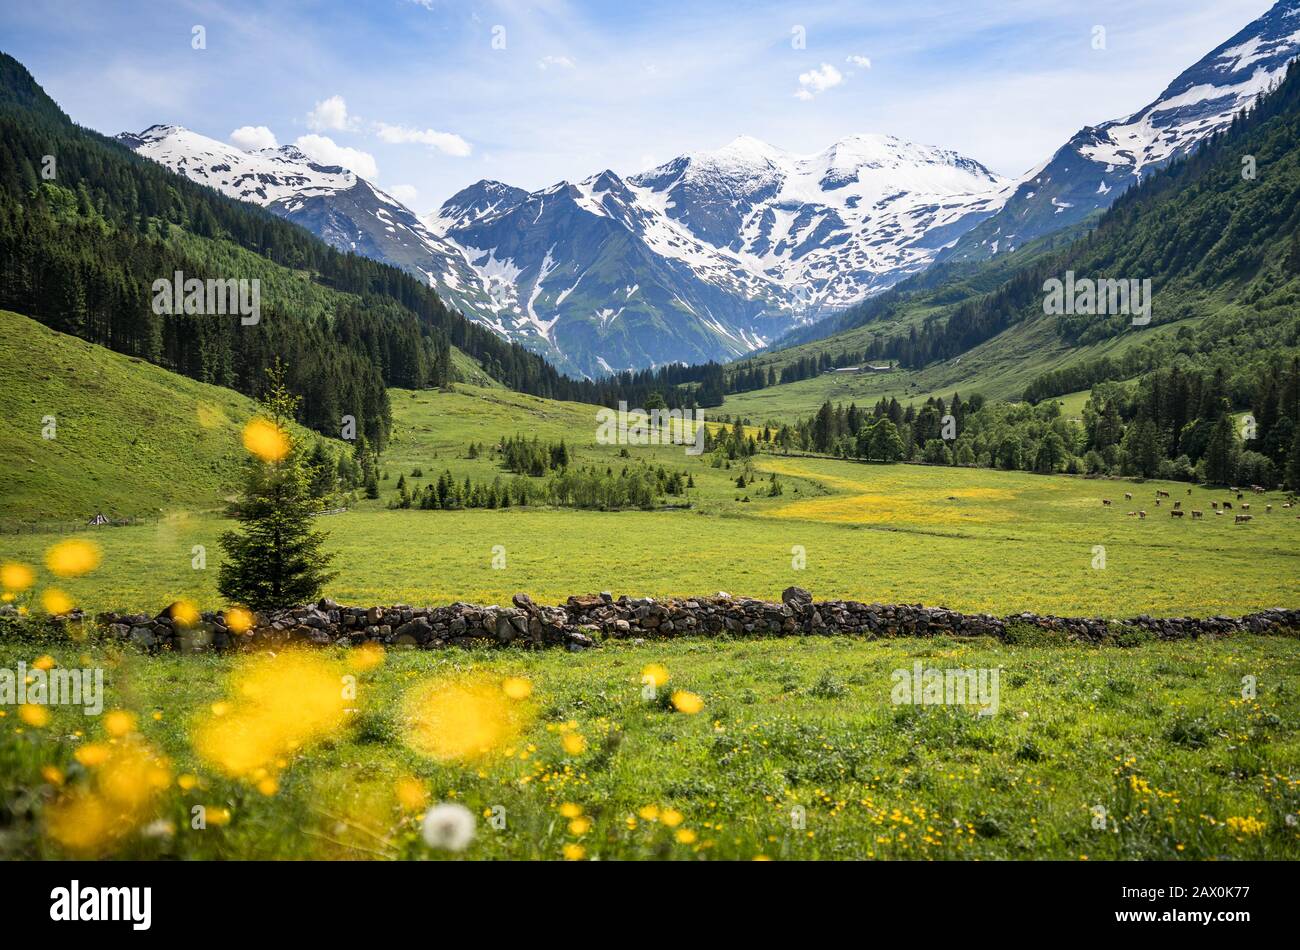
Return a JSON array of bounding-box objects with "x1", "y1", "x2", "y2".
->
[{"x1": 0, "y1": 309, "x2": 335, "y2": 524}]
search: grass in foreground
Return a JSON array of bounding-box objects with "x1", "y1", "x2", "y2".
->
[{"x1": 1, "y1": 631, "x2": 1296, "y2": 860}]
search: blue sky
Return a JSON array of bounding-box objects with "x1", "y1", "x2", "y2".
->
[{"x1": 0, "y1": 0, "x2": 1278, "y2": 213}]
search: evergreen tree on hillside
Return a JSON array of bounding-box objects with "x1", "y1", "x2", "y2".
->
[
  {"x1": 869, "y1": 419, "x2": 905, "y2": 462},
  {"x1": 218, "y1": 363, "x2": 336, "y2": 611},
  {"x1": 1286, "y1": 423, "x2": 1300, "y2": 491},
  {"x1": 1202, "y1": 405, "x2": 1240, "y2": 485}
]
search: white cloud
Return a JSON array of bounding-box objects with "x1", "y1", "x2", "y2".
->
[
  {"x1": 374, "y1": 121, "x2": 472, "y2": 157},
  {"x1": 387, "y1": 183, "x2": 419, "y2": 205},
  {"x1": 229, "y1": 125, "x2": 278, "y2": 151},
  {"x1": 537, "y1": 55, "x2": 576, "y2": 70},
  {"x1": 293, "y1": 134, "x2": 379, "y2": 179},
  {"x1": 796, "y1": 63, "x2": 844, "y2": 100},
  {"x1": 307, "y1": 94, "x2": 354, "y2": 132},
  {"x1": 846, "y1": 55, "x2": 872, "y2": 69}
]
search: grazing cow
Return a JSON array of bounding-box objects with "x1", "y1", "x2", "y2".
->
[
  {"x1": 1156, "y1": 490, "x2": 1170, "y2": 498},
  {"x1": 1171, "y1": 509, "x2": 1185, "y2": 518},
  {"x1": 1216, "y1": 509, "x2": 1224, "y2": 515},
  {"x1": 1211, "y1": 501, "x2": 1219, "y2": 509},
  {"x1": 1126, "y1": 511, "x2": 1137, "y2": 517},
  {"x1": 1283, "y1": 503, "x2": 1293, "y2": 509},
  {"x1": 1173, "y1": 500, "x2": 1181, "y2": 509},
  {"x1": 1187, "y1": 488, "x2": 1193, "y2": 495},
  {"x1": 1266, "y1": 504, "x2": 1272, "y2": 513},
  {"x1": 1192, "y1": 510, "x2": 1203, "y2": 518},
  {"x1": 1124, "y1": 492, "x2": 1133, "y2": 500},
  {"x1": 1155, "y1": 499, "x2": 1161, "y2": 506},
  {"x1": 1139, "y1": 510, "x2": 1147, "y2": 519},
  {"x1": 1237, "y1": 492, "x2": 1244, "y2": 500},
  {"x1": 1102, "y1": 499, "x2": 1112, "y2": 507},
  {"x1": 1235, "y1": 514, "x2": 1253, "y2": 524},
  {"x1": 1241, "y1": 503, "x2": 1250, "y2": 511},
  {"x1": 1224, "y1": 501, "x2": 1233, "y2": 510}
]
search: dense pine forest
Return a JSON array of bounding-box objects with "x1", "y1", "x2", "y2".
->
[{"x1": 783, "y1": 356, "x2": 1300, "y2": 488}]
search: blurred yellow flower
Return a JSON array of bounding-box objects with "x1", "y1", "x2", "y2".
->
[
  {"x1": 675, "y1": 828, "x2": 697, "y2": 844},
  {"x1": 75, "y1": 743, "x2": 110, "y2": 767},
  {"x1": 671, "y1": 691, "x2": 704, "y2": 715},
  {"x1": 170, "y1": 600, "x2": 200, "y2": 628},
  {"x1": 502, "y1": 676, "x2": 532, "y2": 700},
  {"x1": 0, "y1": 562, "x2": 34, "y2": 591},
  {"x1": 44, "y1": 539, "x2": 101, "y2": 578},
  {"x1": 348, "y1": 641, "x2": 385, "y2": 671},
  {"x1": 32, "y1": 655, "x2": 55, "y2": 671},
  {"x1": 224, "y1": 607, "x2": 254, "y2": 635},
  {"x1": 661, "y1": 808, "x2": 684, "y2": 828},
  {"x1": 18, "y1": 704, "x2": 50, "y2": 728},
  {"x1": 562, "y1": 843, "x2": 585, "y2": 861},
  {"x1": 568, "y1": 817, "x2": 592, "y2": 836},
  {"x1": 40, "y1": 589, "x2": 73, "y2": 615},
  {"x1": 104, "y1": 710, "x2": 137, "y2": 738},
  {"x1": 559, "y1": 802, "x2": 583, "y2": 818},
  {"x1": 403, "y1": 675, "x2": 530, "y2": 763},
  {"x1": 195, "y1": 651, "x2": 347, "y2": 779},
  {"x1": 395, "y1": 777, "x2": 428, "y2": 811},
  {"x1": 641, "y1": 663, "x2": 669, "y2": 688},
  {"x1": 242, "y1": 418, "x2": 290, "y2": 462},
  {"x1": 562, "y1": 733, "x2": 587, "y2": 756},
  {"x1": 637, "y1": 804, "x2": 660, "y2": 822}
]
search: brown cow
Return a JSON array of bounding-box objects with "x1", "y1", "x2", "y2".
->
[
  {"x1": 1192, "y1": 510, "x2": 1203, "y2": 519},
  {"x1": 1102, "y1": 499, "x2": 1112, "y2": 506},
  {"x1": 1156, "y1": 490, "x2": 1170, "y2": 498},
  {"x1": 1171, "y1": 509, "x2": 1185, "y2": 518},
  {"x1": 1124, "y1": 492, "x2": 1133, "y2": 500},
  {"x1": 1224, "y1": 501, "x2": 1233, "y2": 510},
  {"x1": 1173, "y1": 500, "x2": 1182, "y2": 509},
  {"x1": 1235, "y1": 514, "x2": 1253, "y2": 524},
  {"x1": 1139, "y1": 510, "x2": 1147, "y2": 519},
  {"x1": 1126, "y1": 511, "x2": 1137, "y2": 516},
  {"x1": 1241, "y1": 503, "x2": 1250, "y2": 511},
  {"x1": 1266, "y1": 504, "x2": 1273, "y2": 513}
]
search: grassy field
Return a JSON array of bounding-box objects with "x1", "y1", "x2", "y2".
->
[
  {"x1": 3, "y1": 448, "x2": 1297, "y2": 618},
  {"x1": 2, "y1": 631, "x2": 1296, "y2": 860},
  {"x1": 4, "y1": 370, "x2": 1298, "y2": 617}
]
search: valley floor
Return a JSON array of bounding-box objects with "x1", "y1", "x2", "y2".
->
[{"x1": 5, "y1": 461, "x2": 1296, "y2": 618}]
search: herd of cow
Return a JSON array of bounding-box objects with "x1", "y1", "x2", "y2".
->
[{"x1": 1100, "y1": 485, "x2": 1295, "y2": 524}]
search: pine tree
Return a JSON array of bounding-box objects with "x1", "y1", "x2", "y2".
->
[
  {"x1": 218, "y1": 364, "x2": 337, "y2": 611},
  {"x1": 1202, "y1": 406, "x2": 1240, "y2": 485},
  {"x1": 1286, "y1": 423, "x2": 1300, "y2": 491}
]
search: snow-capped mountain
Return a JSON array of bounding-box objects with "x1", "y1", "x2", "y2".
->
[
  {"x1": 116, "y1": 125, "x2": 497, "y2": 319},
  {"x1": 942, "y1": 0, "x2": 1300, "y2": 263},
  {"x1": 426, "y1": 134, "x2": 1008, "y2": 376},
  {"x1": 119, "y1": 122, "x2": 1007, "y2": 376}
]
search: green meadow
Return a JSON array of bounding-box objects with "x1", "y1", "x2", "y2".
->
[
  {"x1": 2, "y1": 632, "x2": 1296, "y2": 860},
  {"x1": 2, "y1": 348, "x2": 1297, "y2": 617}
]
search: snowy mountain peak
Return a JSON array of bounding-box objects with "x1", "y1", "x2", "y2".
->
[{"x1": 943, "y1": 0, "x2": 1300, "y2": 263}]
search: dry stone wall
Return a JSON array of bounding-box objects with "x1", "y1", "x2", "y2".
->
[{"x1": 8, "y1": 587, "x2": 1297, "y2": 653}]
